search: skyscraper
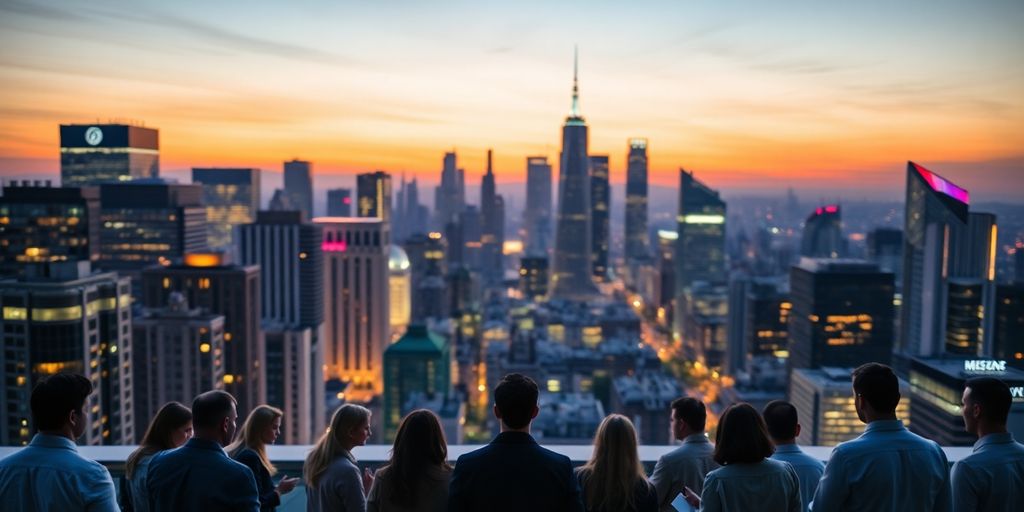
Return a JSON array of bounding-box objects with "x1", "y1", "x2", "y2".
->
[
  {"x1": 801, "y1": 205, "x2": 844, "y2": 258},
  {"x1": 0, "y1": 267, "x2": 133, "y2": 445},
  {"x1": 590, "y1": 155, "x2": 610, "y2": 283},
  {"x1": 789, "y1": 258, "x2": 895, "y2": 370},
  {"x1": 524, "y1": 156, "x2": 553, "y2": 256},
  {"x1": 60, "y1": 123, "x2": 159, "y2": 186},
  {"x1": 519, "y1": 256, "x2": 549, "y2": 301},
  {"x1": 550, "y1": 50, "x2": 598, "y2": 300},
  {"x1": 132, "y1": 293, "x2": 224, "y2": 440},
  {"x1": 141, "y1": 253, "x2": 265, "y2": 417},
  {"x1": 394, "y1": 176, "x2": 428, "y2": 242},
  {"x1": 264, "y1": 327, "x2": 320, "y2": 443},
  {"x1": 434, "y1": 152, "x2": 465, "y2": 229},
  {"x1": 191, "y1": 168, "x2": 261, "y2": 251},
  {"x1": 316, "y1": 217, "x2": 390, "y2": 402},
  {"x1": 480, "y1": 149, "x2": 505, "y2": 286},
  {"x1": 357, "y1": 171, "x2": 392, "y2": 223},
  {"x1": 867, "y1": 228, "x2": 903, "y2": 288},
  {"x1": 403, "y1": 232, "x2": 448, "y2": 322},
  {"x1": 994, "y1": 283, "x2": 1024, "y2": 367},
  {"x1": 238, "y1": 211, "x2": 326, "y2": 440},
  {"x1": 238, "y1": 211, "x2": 324, "y2": 329},
  {"x1": 0, "y1": 182, "x2": 99, "y2": 277},
  {"x1": 283, "y1": 159, "x2": 313, "y2": 220},
  {"x1": 900, "y1": 162, "x2": 998, "y2": 358},
  {"x1": 625, "y1": 139, "x2": 650, "y2": 262},
  {"x1": 674, "y1": 170, "x2": 726, "y2": 339},
  {"x1": 326, "y1": 188, "x2": 353, "y2": 217},
  {"x1": 97, "y1": 181, "x2": 206, "y2": 287},
  {"x1": 675, "y1": 170, "x2": 727, "y2": 288}
]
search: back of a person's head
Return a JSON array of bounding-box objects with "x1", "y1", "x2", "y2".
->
[
  {"x1": 191, "y1": 390, "x2": 236, "y2": 430},
  {"x1": 671, "y1": 396, "x2": 707, "y2": 433},
  {"x1": 127, "y1": 401, "x2": 192, "y2": 478},
  {"x1": 762, "y1": 400, "x2": 799, "y2": 441},
  {"x1": 494, "y1": 373, "x2": 539, "y2": 429},
  {"x1": 581, "y1": 414, "x2": 647, "y2": 512},
  {"x1": 30, "y1": 373, "x2": 92, "y2": 431},
  {"x1": 387, "y1": 409, "x2": 450, "y2": 507},
  {"x1": 965, "y1": 377, "x2": 1012, "y2": 424},
  {"x1": 852, "y1": 363, "x2": 900, "y2": 414},
  {"x1": 713, "y1": 403, "x2": 774, "y2": 465}
]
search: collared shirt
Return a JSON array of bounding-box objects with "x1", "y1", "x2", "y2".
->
[
  {"x1": 950, "y1": 432, "x2": 1024, "y2": 512},
  {"x1": 306, "y1": 449, "x2": 366, "y2": 512},
  {"x1": 649, "y1": 433, "x2": 719, "y2": 512},
  {"x1": 700, "y1": 458, "x2": 802, "y2": 512},
  {"x1": 0, "y1": 433, "x2": 118, "y2": 512},
  {"x1": 771, "y1": 444, "x2": 824, "y2": 512},
  {"x1": 811, "y1": 420, "x2": 952, "y2": 512}
]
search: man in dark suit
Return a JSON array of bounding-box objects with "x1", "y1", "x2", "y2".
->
[
  {"x1": 146, "y1": 390, "x2": 259, "y2": 512},
  {"x1": 449, "y1": 373, "x2": 585, "y2": 512}
]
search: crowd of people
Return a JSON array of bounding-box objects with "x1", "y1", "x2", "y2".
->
[{"x1": 0, "y1": 363, "x2": 1022, "y2": 511}]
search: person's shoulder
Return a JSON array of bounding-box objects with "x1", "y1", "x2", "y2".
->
[
  {"x1": 534, "y1": 443, "x2": 572, "y2": 466},
  {"x1": 454, "y1": 444, "x2": 491, "y2": 467},
  {"x1": 232, "y1": 447, "x2": 261, "y2": 466}
]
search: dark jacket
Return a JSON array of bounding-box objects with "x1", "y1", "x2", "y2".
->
[
  {"x1": 146, "y1": 437, "x2": 259, "y2": 512},
  {"x1": 448, "y1": 431, "x2": 585, "y2": 512},
  {"x1": 232, "y1": 447, "x2": 281, "y2": 512}
]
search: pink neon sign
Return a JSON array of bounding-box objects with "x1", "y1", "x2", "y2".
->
[
  {"x1": 913, "y1": 163, "x2": 969, "y2": 205},
  {"x1": 813, "y1": 205, "x2": 839, "y2": 216},
  {"x1": 322, "y1": 241, "x2": 348, "y2": 252}
]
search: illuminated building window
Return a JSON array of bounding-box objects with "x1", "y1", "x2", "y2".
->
[
  {"x1": 31, "y1": 305, "x2": 83, "y2": 322},
  {"x1": 3, "y1": 307, "x2": 27, "y2": 320}
]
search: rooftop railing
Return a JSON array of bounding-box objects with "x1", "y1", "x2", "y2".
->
[{"x1": 0, "y1": 444, "x2": 976, "y2": 511}]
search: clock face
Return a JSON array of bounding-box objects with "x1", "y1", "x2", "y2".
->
[{"x1": 85, "y1": 126, "x2": 103, "y2": 146}]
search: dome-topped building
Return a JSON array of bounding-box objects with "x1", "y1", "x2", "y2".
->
[{"x1": 389, "y1": 244, "x2": 411, "y2": 336}]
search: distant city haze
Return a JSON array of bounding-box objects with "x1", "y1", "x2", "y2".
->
[{"x1": 1, "y1": 1, "x2": 1023, "y2": 200}]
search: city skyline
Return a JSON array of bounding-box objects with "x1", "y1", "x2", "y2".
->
[{"x1": 2, "y1": 1, "x2": 1023, "y2": 200}]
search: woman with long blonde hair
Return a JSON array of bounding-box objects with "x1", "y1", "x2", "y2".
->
[
  {"x1": 123, "y1": 402, "x2": 193, "y2": 512},
  {"x1": 576, "y1": 414, "x2": 657, "y2": 512},
  {"x1": 305, "y1": 404, "x2": 373, "y2": 512},
  {"x1": 367, "y1": 409, "x2": 452, "y2": 512},
  {"x1": 227, "y1": 405, "x2": 299, "y2": 511}
]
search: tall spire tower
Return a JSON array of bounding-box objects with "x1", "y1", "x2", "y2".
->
[{"x1": 550, "y1": 48, "x2": 599, "y2": 300}]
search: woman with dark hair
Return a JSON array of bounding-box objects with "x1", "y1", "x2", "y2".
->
[
  {"x1": 682, "y1": 403, "x2": 801, "y2": 512},
  {"x1": 227, "y1": 405, "x2": 300, "y2": 511},
  {"x1": 575, "y1": 414, "x2": 657, "y2": 512},
  {"x1": 123, "y1": 402, "x2": 193, "y2": 512},
  {"x1": 367, "y1": 409, "x2": 452, "y2": 512}
]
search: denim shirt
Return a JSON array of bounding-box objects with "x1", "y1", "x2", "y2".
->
[
  {"x1": 950, "y1": 432, "x2": 1024, "y2": 512},
  {"x1": 770, "y1": 444, "x2": 824, "y2": 512},
  {"x1": 0, "y1": 433, "x2": 118, "y2": 511},
  {"x1": 810, "y1": 420, "x2": 952, "y2": 512}
]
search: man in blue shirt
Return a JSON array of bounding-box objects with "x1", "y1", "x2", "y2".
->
[
  {"x1": 650, "y1": 397, "x2": 719, "y2": 511},
  {"x1": 0, "y1": 373, "x2": 118, "y2": 511},
  {"x1": 763, "y1": 400, "x2": 825, "y2": 512},
  {"x1": 950, "y1": 377, "x2": 1024, "y2": 512},
  {"x1": 146, "y1": 390, "x2": 259, "y2": 511},
  {"x1": 811, "y1": 363, "x2": 951, "y2": 512}
]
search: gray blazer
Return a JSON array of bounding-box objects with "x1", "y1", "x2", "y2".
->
[
  {"x1": 306, "y1": 451, "x2": 365, "y2": 512},
  {"x1": 649, "y1": 434, "x2": 719, "y2": 512}
]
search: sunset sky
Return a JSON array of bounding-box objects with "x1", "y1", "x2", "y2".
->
[{"x1": 1, "y1": 0, "x2": 1022, "y2": 200}]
